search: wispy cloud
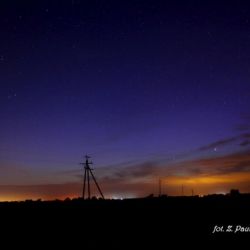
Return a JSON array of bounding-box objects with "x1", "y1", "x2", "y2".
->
[
  {"x1": 240, "y1": 140, "x2": 250, "y2": 146},
  {"x1": 196, "y1": 113, "x2": 250, "y2": 152},
  {"x1": 1, "y1": 149, "x2": 250, "y2": 200},
  {"x1": 197, "y1": 137, "x2": 238, "y2": 151},
  {"x1": 112, "y1": 162, "x2": 157, "y2": 179},
  {"x1": 197, "y1": 133, "x2": 250, "y2": 152},
  {"x1": 172, "y1": 150, "x2": 250, "y2": 176},
  {"x1": 94, "y1": 150, "x2": 250, "y2": 195}
]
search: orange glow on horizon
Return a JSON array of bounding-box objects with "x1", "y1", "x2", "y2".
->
[
  {"x1": 1, "y1": 171, "x2": 250, "y2": 201},
  {"x1": 162, "y1": 172, "x2": 250, "y2": 186}
]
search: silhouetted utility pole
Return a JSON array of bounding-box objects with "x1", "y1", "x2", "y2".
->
[
  {"x1": 191, "y1": 189, "x2": 194, "y2": 196},
  {"x1": 181, "y1": 185, "x2": 184, "y2": 196},
  {"x1": 158, "y1": 178, "x2": 162, "y2": 197},
  {"x1": 80, "y1": 155, "x2": 104, "y2": 199}
]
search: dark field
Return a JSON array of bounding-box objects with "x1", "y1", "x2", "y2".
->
[{"x1": 1, "y1": 195, "x2": 249, "y2": 248}]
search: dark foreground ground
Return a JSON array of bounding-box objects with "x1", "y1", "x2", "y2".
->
[{"x1": 0, "y1": 195, "x2": 249, "y2": 248}]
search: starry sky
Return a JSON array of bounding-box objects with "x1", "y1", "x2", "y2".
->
[{"x1": 1, "y1": 0, "x2": 250, "y2": 200}]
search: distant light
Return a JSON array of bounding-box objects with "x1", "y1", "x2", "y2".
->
[
  {"x1": 216, "y1": 191, "x2": 226, "y2": 195},
  {"x1": 111, "y1": 196, "x2": 123, "y2": 200}
]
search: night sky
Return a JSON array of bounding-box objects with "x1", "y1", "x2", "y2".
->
[{"x1": 1, "y1": 0, "x2": 250, "y2": 200}]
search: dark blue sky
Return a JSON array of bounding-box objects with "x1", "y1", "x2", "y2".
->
[{"x1": 1, "y1": 0, "x2": 250, "y2": 199}]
